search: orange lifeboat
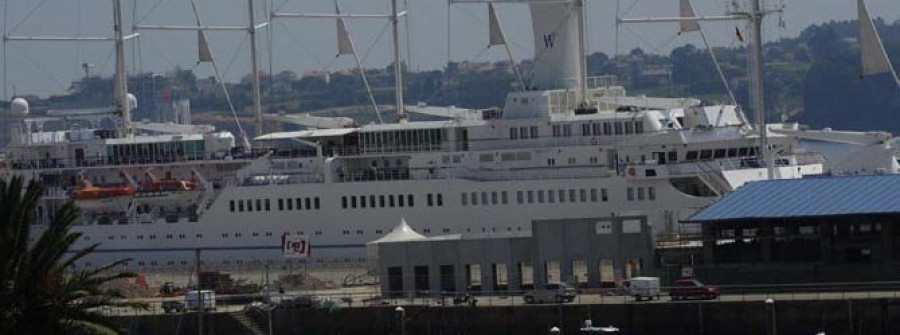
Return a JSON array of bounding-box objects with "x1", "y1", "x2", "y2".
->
[
  {"x1": 73, "y1": 184, "x2": 136, "y2": 200},
  {"x1": 139, "y1": 179, "x2": 198, "y2": 193}
]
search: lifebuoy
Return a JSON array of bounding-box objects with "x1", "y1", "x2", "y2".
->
[
  {"x1": 591, "y1": 137, "x2": 599, "y2": 145},
  {"x1": 627, "y1": 167, "x2": 636, "y2": 176}
]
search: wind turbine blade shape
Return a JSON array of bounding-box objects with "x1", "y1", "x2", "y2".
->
[{"x1": 679, "y1": 0, "x2": 700, "y2": 34}]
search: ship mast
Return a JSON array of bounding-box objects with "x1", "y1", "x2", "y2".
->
[
  {"x1": 748, "y1": 0, "x2": 773, "y2": 179},
  {"x1": 113, "y1": 0, "x2": 131, "y2": 135},
  {"x1": 390, "y1": 0, "x2": 406, "y2": 123},
  {"x1": 247, "y1": 0, "x2": 264, "y2": 138}
]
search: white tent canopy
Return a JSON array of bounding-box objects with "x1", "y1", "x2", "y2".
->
[{"x1": 365, "y1": 217, "x2": 425, "y2": 269}]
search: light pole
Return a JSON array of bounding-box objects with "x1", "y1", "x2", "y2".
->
[
  {"x1": 765, "y1": 299, "x2": 776, "y2": 335},
  {"x1": 395, "y1": 306, "x2": 405, "y2": 335}
]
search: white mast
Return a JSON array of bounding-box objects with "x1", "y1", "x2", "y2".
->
[
  {"x1": 248, "y1": 0, "x2": 263, "y2": 137},
  {"x1": 576, "y1": 0, "x2": 588, "y2": 104},
  {"x1": 113, "y1": 0, "x2": 131, "y2": 135},
  {"x1": 390, "y1": 0, "x2": 406, "y2": 123},
  {"x1": 749, "y1": 0, "x2": 773, "y2": 180}
]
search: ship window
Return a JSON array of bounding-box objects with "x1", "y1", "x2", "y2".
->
[
  {"x1": 351, "y1": 196, "x2": 357, "y2": 208},
  {"x1": 738, "y1": 147, "x2": 749, "y2": 156},
  {"x1": 603, "y1": 122, "x2": 612, "y2": 135},
  {"x1": 287, "y1": 198, "x2": 294, "y2": 210},
  {"x1": 527, "y1": 191, "x2": 534, "y2": 203},
  {"x1": 559, "y1": 190, "x2": 566, "y2": 203},
  {"x1": 668, "y1": 151, "x2": 678, "y2": 162},
  {"x1": 481, "y1": 192, "x2": 488, "y2": 205},
  {"x1": 306, "y1": 198, "x2": 312, "y2": 209},
  {"x1": 369, "y1": 195, "x2": 376, "y2": 208},
  {"x1": 296, "y1": 198, "x2": 303, "y2": 210},
  {"x1": 580, "y1": 189, "x2": 587, "y2": 202},
  {"x1": 491, "y1": 192, "x2": 498, "y2": 204},
  {"x1": 278, "y1": 199, "x2": 284, "y2": 211},
  {"x1": 648, "y1": 187, "x2": 656, "y2": 201},
  {"x1": 568, "y1": 189, "x2": 576, "y2": 202},
  {"x1": 562, "y1": 124, "x2": 572, "y2": 137},
  {"x1": 627, "y1": 188, "x2": 635, "y2": 201},
  {"x1": 510, "y1": 128, "x2": 518, "y2": 140},
  {"x1": 357, "y1": 230, "x2": 364, "y2": 235},
  {"x1": 501, "y1": 191, "x2": 509, "y2": 204},
  {"x1": 255, "y1": 199, "x2": 262, "y2": 211},
  {"x1": 343, "y1": 230, "x2": 350, "y2": 235},
  {"x1": 699, "y1": 150, "x2": 713, "y2": 160},
  {"x1": 408, "y1": 194, "x2": 414, "y2": 207},
  {"x1": 582, "y1": 124, "x2": 591, "y2": 136},
  {"x1": 264, "y1": 199, "x2": 271, "y2": 211},
  {"x1": 437, "y1": 194, "x2": 443, "y2": 206},
  {"x1": 517, "y1": 191, "x2": 524, "y2": 204},
  {"x1": 246, "y1": 200, "x2": 253, "y2": 212},
  {"x1": 625, "y1": 122, "x2": 634, "y2": 134},
  {"x1": 520, "y1": 127, "x2": 528, "y2": 139},
  {"x1": 602, "y1": 188, "x2": 609, "y2": 202},
  {"x1": 635, "y1": 121, "x2": 644, "y2": 134},
  {"x1": 341, "y1": 196, "x2": 348, "y2": 209},
  {"x1": 230, "y1": 200, "x2": 235, "y2": 212},
  {"x1": 686, "y1": 151, "x2": 699, "y2": 161},
  {"x1": 360, "y1": 196, "x2": 367, "y2": 208},
  {"x1": 380, "y1": 195, "x2": 386, "y2": 207},
  {"x1": 590, "y1": 189, "x2": 598, "y2": 202},
  {"x1": 530, "y1": 126, "x2": 538, "y2": 138},
  {"x1": 538, "y1": 190, "x2": 545, "y2": 203},
  {"x1": 552, "y1": 125, "x2": 561, "y2": 137},
  {"x1": 637, "y1": 187, "x2": 645, "y2": 201},
  {"x1": 398, "y1": 195, "x2": 405, "y2": 207},
  {"x1": 471, "y1": 192, "x2": 478, "y2": 205},
  {"x1": 389, "y1": 195, "x2": 396, "y2": 207},
  {"x1": 713, "y1": 149, "x2": 727, "y2": 158},
  {"x1": 547, "y1": 190, "x2": 555, "y2": 203},
  {"x1": 614, "y1": 122, "x2": 623, "y2": 135},
  {"x1": 727, "y1": 148, "x2": 738, "y2": 157},
  {"x1": 592, "y1": 123, "x2": 601, "y2": 136},
  {"x1": 428, "y1": 194, "x2": 434, "y2": 206}
]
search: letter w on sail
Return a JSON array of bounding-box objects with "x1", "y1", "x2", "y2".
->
[{"x1": 543, "y1": 33, "x2": 556, "y2": 49}]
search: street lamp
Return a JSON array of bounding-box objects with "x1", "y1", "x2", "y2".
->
[
  {"x1": 550, "y1": 326, "x2": 561, "y2": 334},
  {"x1": 395, "y1": 306, "x2": 405, "y2": 335},
  {"x1": 765, "y1": 299, "x2": 776, "y2": 335}
]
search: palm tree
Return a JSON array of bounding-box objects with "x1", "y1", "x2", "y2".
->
[{"x1": 0, "y1": 176, "x2": 145, "y2": 334}]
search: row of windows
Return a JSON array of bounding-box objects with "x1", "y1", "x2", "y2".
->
[
  {"x1": 685, "y1": 147, "x2": 759, "y2": 161},
  {"x1": 553, "y1": 120, "x2": 645, "y2": 138},
  {"x1": 229, "y1": 197, "x2": 321, "y2": 213},
  {"x1": 626, "y1": 187, "x2": 656, "y2": 202},
  {"x1": 462, "y1": 188, "x2": 609, "y2": 206},
  {"x1": 509, "y1": 126, "x2": 540, "y2": 140}
]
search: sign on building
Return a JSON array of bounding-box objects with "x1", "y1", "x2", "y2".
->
[{"x1": 282, "y1": 235, "x2": 310, "y2": 258}]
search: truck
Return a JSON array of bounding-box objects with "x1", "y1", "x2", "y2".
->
[
  {"x1": 624, "y1": 277, "x2": 661, "y2": 301},
  {"x1": 184, "y1": 290, "x2": 216, "y2": 311}
]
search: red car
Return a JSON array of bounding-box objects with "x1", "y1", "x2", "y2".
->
[{"x1": 669, "y1": 279, "x2": 719, "y2": 300}]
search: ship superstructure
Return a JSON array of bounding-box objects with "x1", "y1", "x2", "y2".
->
[{"x1": 1, "y1": 0, "x2": 896, "y2": 269}]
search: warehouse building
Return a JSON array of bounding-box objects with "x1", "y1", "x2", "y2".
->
[{"x1": 369, "y1": 216, "x2": 654, "y2": 296}]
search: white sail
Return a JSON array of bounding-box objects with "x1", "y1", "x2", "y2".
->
[
  {"x1": 858, "y1": 0, "x2": 894, "y2": 77},
  {"x1": 529, "y1": 1, "x2": 582, "y2": 90},
  {"x1": 679, "y1": 0, "x2": 700, "y2": 34},
  {"x1": 198, "y1": 30, "x2": 213, "y2": 63},
  {"x1": 488, "y1": 3, "x2": 506, "y2": 46},
  {"x1": 336, "y1": 15, "x2": 354, "y2": 55}
]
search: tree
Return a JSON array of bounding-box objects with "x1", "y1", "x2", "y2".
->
[{"x1": 0, "y1": 177, "x2": 144, "y2": 335}]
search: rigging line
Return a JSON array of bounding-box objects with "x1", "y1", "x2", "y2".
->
[
  {"x1": 620, "y1": 0, "x2": 643, "y2": 18},
  {"x1": 358, "y1": 21, "x2": 391, "y2": 65},
  {"x1": 274, "y1": 19, "x2": 327, "y2": 69},
  {"x1": 220, "y1": 33, "x2": 249, "y2": 82},
  {"x1": 615, "y1": 0, "x2": 620, "y2": 56},
  {"x1": 266, "y1": 0, "x2": 274, "y2": 104},
  {"x1": 134, "y1": 0, "x2": 164, "y2": 26},
  {"x1": 3, "y1": 0, "x2": 8, "y2": 99},
  {"x1": 8, "y1": 0, "x2": 51, "y2": 34},
  {"x1": 335, "y1": 0, "x2": 383, "y2": 124},
  {"x1": 189, "y1": 0, "x2": 248, "y2": 147},
  {"x1": 620, "y1": 24, "x2": 667, "y2": 55},
  {"x1": 7, "y1": 43, "x2": 68, "y2": 91},
  {"x1": 131, "y1": 0, "x2": 138, "y2": 75},
  {"x1": 274, "y1": 0, "x2": 292, "y2": 13},
  {"x1": 403, "y1": 0, "x2": 413, "y2": 71},
  {"x1": 697, "y1": 26, "x2": 737, "y2": 105},
  {"x1": 141, "y1": 36, "x2": 179, "y2": 70}
]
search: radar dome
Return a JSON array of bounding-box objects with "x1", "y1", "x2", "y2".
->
[
  {"x1": 126, "y1": 93, "x2": 137, "y2": 110},
  {"x1": 10, "y1": 97, "x2": 29, "y2": 115}
]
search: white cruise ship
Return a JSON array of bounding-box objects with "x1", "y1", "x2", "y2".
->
[{"x1": 2, "y1": 0, "x2": 897, "y2": 270}]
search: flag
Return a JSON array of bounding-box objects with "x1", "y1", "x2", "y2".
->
[{"x1": 735, "y1": 26, "x2": 744, "y2": 43}]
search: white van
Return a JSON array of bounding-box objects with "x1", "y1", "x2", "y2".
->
[
  {"x1": 624, "y1": 277, "x2": 660, "y2": 301},
  {"x1": 185, "y1": 290, "x2": 216, "y2": 311}
]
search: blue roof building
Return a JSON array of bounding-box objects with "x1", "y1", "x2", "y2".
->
[{"x1": 681, "y1": 175, "x2": 900, "y2": 280}]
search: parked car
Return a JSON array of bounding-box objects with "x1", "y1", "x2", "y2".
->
[
  {"x1": 624, "y1": 277, "x2": 661, "y2": 301},
  {"x1": 523, "y1": 283, "x2": 577, "y2": 304},
  {"x1": 669, "y1": 279, "x2": 719, "y2": 300},
  {"x1": 161, "y1": 300, "x2": 185, "y2": 313}
]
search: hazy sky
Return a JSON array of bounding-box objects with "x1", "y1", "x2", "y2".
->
[{"x1": 1, "y1": 0, "x2": 898, "y2": 98}]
